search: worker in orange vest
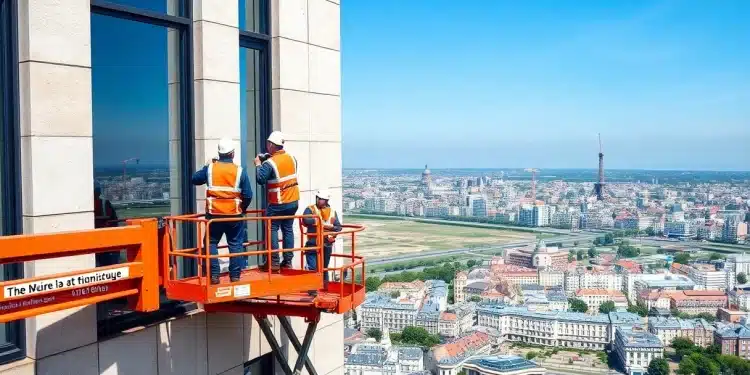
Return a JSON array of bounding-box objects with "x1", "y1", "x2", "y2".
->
[
  {"x1": 94, "y1": 181, "x2": 120, "y2": 267},
  {"x1": 302, "y1": 189, "x2": 341, "y2": 295},
  {"x1": 254, "y1": 131, "x2": 300, "y2": 272},
  {"x1": 192, "y1": 138, "x2": 253, "y2": 284}
]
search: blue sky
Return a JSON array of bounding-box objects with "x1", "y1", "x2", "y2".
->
[{"x1": 341, "y1": 0, "x2": 750, "y2": 170}]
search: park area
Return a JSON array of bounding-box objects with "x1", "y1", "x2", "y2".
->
[{"x1": 351, "y1": 217, "x2": 536, "y2": 259}]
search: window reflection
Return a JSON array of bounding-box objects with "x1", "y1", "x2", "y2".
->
[
  {"x1": 239, "y1": 0, "x2": 266, "y2": 34},
  {"x1": 91, "y1": 12, "x2": 182, "y2": 322},
  {"x1": 240, "y1": 46, "x2": 264, "y2": 266}
]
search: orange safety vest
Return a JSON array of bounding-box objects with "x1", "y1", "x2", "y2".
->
[
  {"x1": 206, "y1": 162, "x2": 243, "y2": 215},
  {"x1": 309, "y1": 204, "x2": 337, "y2": 243},
  {"x1": 264, "y1": 151, "x2": 300, "y2": 205},
  {"x1": 94, "y1": 198, "x2": 115, "y2": 228}
]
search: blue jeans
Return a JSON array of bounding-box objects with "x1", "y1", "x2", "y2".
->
[
  {"x1": 305, "y1": 243, "x2": 332, "y2": 283},
  {"x1": 205, "y1": 218, "x2": 247, "y2": 279},
  {"x1": 263, "y1": 202, "x2": 299, "y2": 265}
]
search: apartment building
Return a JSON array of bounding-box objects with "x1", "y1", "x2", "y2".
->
[
  {"x1": 359, "y1": 294, "x2": 419, "y2": 333},
  {"x1": 564, "y1": 269, "x2": 623, "y2": 296},
  {"x1": 0, "y1": 1, "x2": 344, "y2": 374},
  {"x1": 476, "y1": 306, "x2": 612, "y2": 350},
  {"x1": 715, "y1": 322, "x2": 750, "y2": 359},
  {"x1": 669, "y1": 290, "x2": 728, "y2": 315},
  {"x1": 614, "y1": 327, "x2": 664, "y2": 375},
  {"x1": 344, "y1": 342, "x2": 425, "y2": 375},
  {"x1": 685, "y1": 263, "x2": 728, "y2": 290},
  {"x1": 575, "y1": 289, "x2": 628, "y2": 314},
  {"x1": 647, "y1": 317, "x2": 715, "y2": 348},
  {"x1": 438, "y1": 303, "x2": 476, "y2": 338}
]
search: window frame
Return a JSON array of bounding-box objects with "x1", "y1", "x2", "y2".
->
[
  {"x1": 0, "y1": 0, "x2": 26, "y2": 365},
  {"x1": 240, "y1": 0, "x2": 272, "y2": 210},
  {"x1": 90, "y1": 0, "x2": 200, "y2": 338}
]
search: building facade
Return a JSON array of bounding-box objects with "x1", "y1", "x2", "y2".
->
[
  {"x1": 0, "y1": 1, "x2": 345, "y2": 373},
  {"x1": 613, "y1": 327, "x2": 664, "y2": 375},
  {"x1": 476, "y1": 306, "x2": 611, "y2": 350},
  {"x1": 647, "y1": 317, "x2": 715, "y2": 348}
]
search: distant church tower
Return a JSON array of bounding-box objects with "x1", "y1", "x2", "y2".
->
[{"x1": 422, "y1": 164, "x2": 433, "y2": 197}]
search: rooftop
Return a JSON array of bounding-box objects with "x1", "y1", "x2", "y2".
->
[
  {"x1": 477, "y1": 304, "x2": 610, "y2": 324},
  {"x1": 398, "y1": 347, "x2": 423, "y2": 360},
  {"x1": 616, "y1": 327, "x2": 664, "y2": 348},
  {"x1": 432, "y1": 331, "x2": 491, "y2": 364},
  {"x1": 464, "y1": 355, "x2": 542, "y2": 373},
  {"x1": 716, "y1": 323, "x2": 750, "y2": 339}
]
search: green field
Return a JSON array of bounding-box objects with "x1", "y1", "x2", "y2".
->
[{"x1": 353, "y1": 217, "x2": 535, "y2": 259}]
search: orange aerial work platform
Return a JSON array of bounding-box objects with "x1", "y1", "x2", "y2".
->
[{"x1": 0, "y1": 211, "x2": 366, "y2": 375}]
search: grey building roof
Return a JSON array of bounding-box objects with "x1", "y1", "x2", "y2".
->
[
  {"x1": 609, "y1": 311, "x2": 642, "y2": 325},
  {"x1": 616, "y1": 327, "x2": 663, "y2": 348},
  {"x1": 477, "y1": 304, "x2": 610, "y2": 324},
  {"x1": 465, "y1": 355, "x2": 540, "y2": 372},
  {"x1": 398, "y1": 347, "x2": 423, "y2": 360},
  {"x1": 716, "y1": 323, "x2": 750, "y2": 339},
  {"x1": 546, "y1": 289, "x2": 568, "y2": 302}
]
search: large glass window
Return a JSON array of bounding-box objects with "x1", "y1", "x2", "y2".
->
[
  {"x1": 240, "y1": 0, "x2": 271, "y2": 266},
  {"x1": 91, "y1": 0, "x2": 195, "y2": 338},
  {"x1": 0, "y1": 0, "x2": 23, "y2": 365}
]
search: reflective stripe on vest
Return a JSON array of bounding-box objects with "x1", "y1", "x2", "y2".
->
[
  {"x1": 206, "y1": 162, "x2": 243, "y2": 215},
  {"x1": 310, "y1": 205, "x2": 336, "y2": 243},
  {"x1": 265, "y1": 151, "x2": 300, "y2": 205}
]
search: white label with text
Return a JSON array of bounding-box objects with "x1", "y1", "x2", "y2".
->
[
  {"x1": 233, "y1": 284, "x2": 250, "y2": 298},
  {"x1": 3, "y1": 267, "x2": 130, "y2": 299},
  {"x1": 215, "y1": 287, "x2": 232, "y2": 298}
]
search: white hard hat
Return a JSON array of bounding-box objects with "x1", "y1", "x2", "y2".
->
[
  {"x1": 217, "y1": 138, "x2": 235, "y2": 154},
  {"x1": 267, "y1": 131, "x2": 285, "y2": 146},
  {"x1": 315, "y1": 189, "x2": 331, "y2": 201}
]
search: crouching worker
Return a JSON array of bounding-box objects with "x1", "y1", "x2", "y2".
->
[{"x1": 303, "y1": 189, "x2": 341, "y2": 296}]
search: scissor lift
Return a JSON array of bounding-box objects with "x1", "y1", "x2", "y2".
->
[{"x1": 0, "y1": 212, "x2": 366, "y2": 375}]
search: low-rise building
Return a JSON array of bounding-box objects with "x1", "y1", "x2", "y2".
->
[
  {"x1": 575, "y1": 289, "x2": 628, "y2": 314},
  {"x1": 647, "y1": 317, "x2": 715, "y2": 348},
  {"x1": 476, "y1": 305, "x2": 612, "y2": 350},
  {"x1": 714, "y1": 322, "x2": 750, "y2": 359},
  {"x1": 614, "y1": 326, "x2": 664, "y2": 375},
  {"x1": 437, "y1": 303, "x2": 476, "y2": 338},
  {"x1": 718, "y1": 308, "x2": 750, "y2": 323},
  {"x1": 429, "y1": 332, "x2": 492, "y2": 375},
  {"x1": 462, "y1": 355, "x2": 547, "y2": 375},
  {"x1": 669, "y1": 290, "x2": 728, "y2": 315}
]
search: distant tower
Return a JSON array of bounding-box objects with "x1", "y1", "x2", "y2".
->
[
  {"x1": 524, "y1": 168, "x2": 539, "y2": 201},
  {"x1": 593, "y1": 134, "x2": 605, "y2": 200},
  {"x1": 422, "y1": 164, "x2": 432, "y2": 187}
]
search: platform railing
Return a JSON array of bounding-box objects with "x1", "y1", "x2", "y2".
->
[
  {"x1": 161, "y1": 211, "x2": 325, "y2": 302},
  {"x1": 300, "y1": 223, "x2": 366, "y2": 304},
  {"x1": 0, "y1": 218, "x2": 160, "y2": 323}
]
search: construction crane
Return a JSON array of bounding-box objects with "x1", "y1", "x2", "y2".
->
[
  {"x1": 524, "y1": 168, "x2": 539, "y2": 201},
  {"x1": 122, "y1": 157, "x2": 140, "y2": 183}
]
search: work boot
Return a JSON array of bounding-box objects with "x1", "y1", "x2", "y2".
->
[
  {"x1": 230, "y1": 275, "x2": 241, "y2": 283},
  {"x1": 258, "y1": 262, "x2": 280, "y2": 272},
  {"x1": 210, "y1": 276, "x2": 220, "y2": 285},
  {"x1": 280, "y1": 260, "x2": 293, "y2": 270}
]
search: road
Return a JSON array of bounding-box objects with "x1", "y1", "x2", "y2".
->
[{"x1": 348, "y1": 213, "x2": 585, "y2": 235}]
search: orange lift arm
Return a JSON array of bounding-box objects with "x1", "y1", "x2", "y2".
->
[
  {"x1": 0, "y1": 211, "x2": 367, "y2": 375},
  {"x1": 0, "y1": 218, "x2": 160, "y2": 323}
]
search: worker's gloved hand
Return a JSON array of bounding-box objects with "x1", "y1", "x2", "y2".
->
[{"x1": 205, "y1": 157, "x2": 218, "y2": 167}]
